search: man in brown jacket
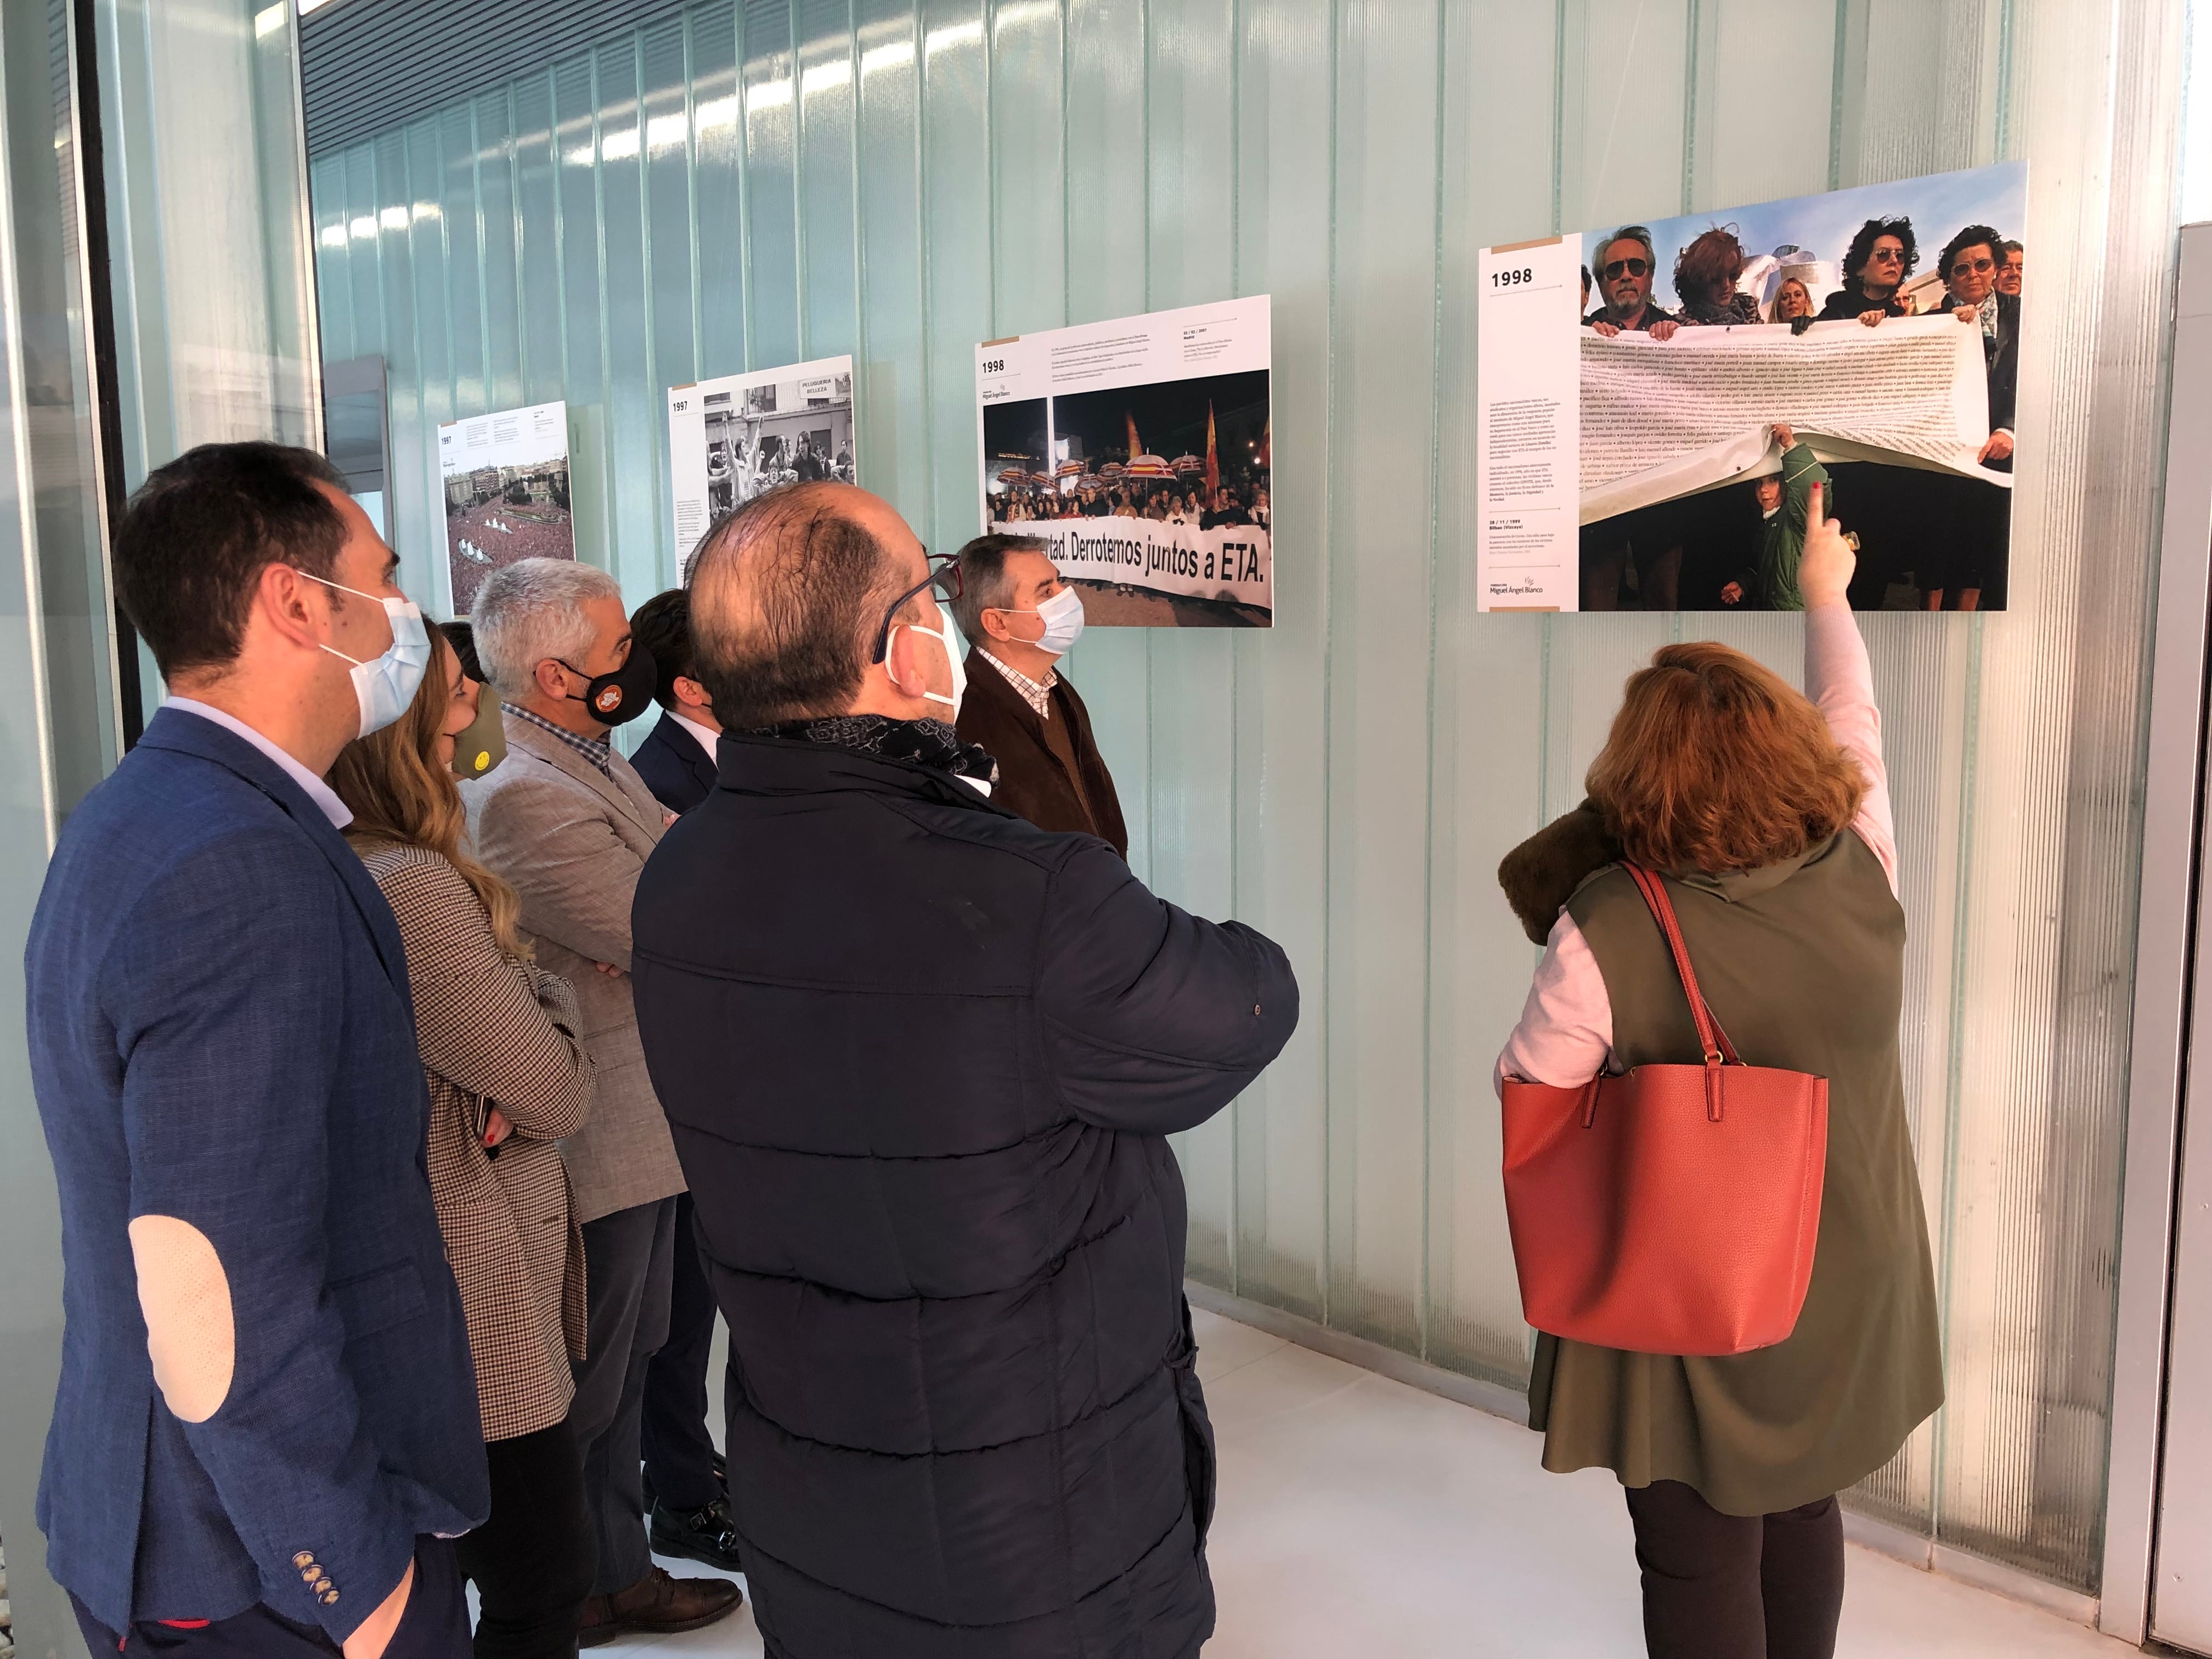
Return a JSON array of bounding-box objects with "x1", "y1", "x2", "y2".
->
[{"x1": 950, "y1": 534, "x2": 1128, "y2": 858}]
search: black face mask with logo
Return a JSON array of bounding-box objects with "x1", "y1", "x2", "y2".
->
[{"x1": 558, "y1": 648, "x2": 658, "y2": 726}]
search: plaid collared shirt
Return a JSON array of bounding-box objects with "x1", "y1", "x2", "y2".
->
[
  {"x1": 504, "y1": 702, "x2": 612, "y2": 776},
  {"x1": 978, "y1": 650, "x2": 1057, "y2": 720}
]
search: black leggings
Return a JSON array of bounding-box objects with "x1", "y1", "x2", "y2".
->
[
  {"x1": 1623, "y1": 1480, "x2": 1844, "y2": 1659},
  {"x1": 454, "y1": 1420, "x2": 597, "y2": 1659}
]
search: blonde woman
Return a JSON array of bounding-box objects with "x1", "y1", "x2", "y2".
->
[{"x1": 329, "y1": 634, "x2": 599, "y2": 1659}]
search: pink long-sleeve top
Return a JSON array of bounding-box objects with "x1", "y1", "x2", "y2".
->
[{"x1": 1495, "y1": 602, "x2": 1896, "y2": 1092}]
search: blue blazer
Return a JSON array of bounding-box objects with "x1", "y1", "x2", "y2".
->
[
  {"x1": 27, "y1": 708, "x2": 488, "y2": 1640},
  {"x1": 630, "y1": 712, "x2": 716, "y2": 816}
]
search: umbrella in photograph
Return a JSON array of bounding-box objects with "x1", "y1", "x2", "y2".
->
[
  {"x1": 1171, "y1": 453, "x2": 1205, "y2": 476},
  {"x1": 1125, "y1": 454, "x2": 1173, "y2": 478},
  {"x1": 1099, "y1": 461, "x2": 1126, "y2": 479}
]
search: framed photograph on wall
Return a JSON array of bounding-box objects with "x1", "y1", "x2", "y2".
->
[
  {"x1": 666, "y1": 357, "x2": 856, "y2": 565},
  {"x1": 1475, "y1": 162, "x2": 2027, "y2": 613},
  {"x1": 975, "y1": 295, "x2": 1273, "y2": 628},
  {"x1": 438, "y1": 399, "x2": 574, "y2": 616}
]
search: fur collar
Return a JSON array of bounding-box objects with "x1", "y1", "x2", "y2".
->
[{"x1": 1497, "y1": 799, "x2": 1622, "y2": 945}]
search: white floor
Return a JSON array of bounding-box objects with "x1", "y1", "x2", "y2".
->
[{"x1": 607, "y1": 1309, "x2": 2133, "y2": 1658}]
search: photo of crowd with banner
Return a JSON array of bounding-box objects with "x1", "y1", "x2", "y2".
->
[
  {"x1": 1474, "y1": 162, "x2": 2025, "y2": 612},
  {"x1": 439, "y1": 399, "x2": 574, "y2": 614},
  {"x1": 977, "y1": 296, "x2": 1273, "y2": 627}
]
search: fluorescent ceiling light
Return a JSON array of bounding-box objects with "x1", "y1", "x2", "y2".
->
[
  {"x1": 646, "y1": 112, "x2": 690, "y2": 149},
  {"x1": 320, "y1": 224, "x2": 347, "y2": 248},
  {"x1": 348, "y1": 215, "x2": 375, "y2": 239},
  {"x1": 379, "y1": 205, "x2": 408, "y2": 230},
  {"x1": 747, "y1": 78, "x2": 793, "y2": 113},
  {"x1": 599, "y1": 127, "x2": 640, "y2": 161},
  {"x1": 802, "y1": 60, "x2": 853, "y2": 96},
  {"x1": 694, "y1": 94, "x2": 739, "y2": 132},
  {"x1": 252, "y1": 4, "x2": 285, "y2": 37}
]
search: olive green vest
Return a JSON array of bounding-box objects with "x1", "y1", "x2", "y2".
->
[{"x1": 1528, "y1": 831, "x2": 1943, "y2": 1516}]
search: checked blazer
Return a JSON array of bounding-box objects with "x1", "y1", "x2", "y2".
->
[{"x1": 356, "y1": 842, "x2": 595, "y2": 1441}]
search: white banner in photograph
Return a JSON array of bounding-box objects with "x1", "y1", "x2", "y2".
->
[
  {"x1": 991, "y1": 518, "x2": 1273, "y2": 611},
  {"x1": 1579, "y1": 315, "x2": 2007, "y2": 523}
]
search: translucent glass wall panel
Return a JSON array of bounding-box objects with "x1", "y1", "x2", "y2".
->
[
  {"x1": 310, "y1": 0, "x2": 2186, "y2": 1593},
  {"x1": 97, "y1": 0, "x2": 321, "y2": 722},
  {"x1": 3, "y1": 0, "x2": 135, "y2": 1650}
]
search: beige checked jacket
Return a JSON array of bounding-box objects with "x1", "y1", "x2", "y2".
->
[
  {"x1": 358, "y1": 841, "x2": 595, "y2": 1441},
  {"x1": 460, "y1": 712, "x2": 685, "y2": 1224}
]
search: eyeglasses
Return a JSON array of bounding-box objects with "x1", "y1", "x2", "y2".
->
[
  {"x1": 1869, "y1": 247, "x2": 1905, "y2": 264},
  {"x1": 870, "y1": 551, "x2": 962, "y2": 665},
  {"x1": 1601, "y1": 258, "x2": 1650, "y2": 280},
  {"x1": 1950, "y1": 256, "x2": 1996, "y2": 276}
]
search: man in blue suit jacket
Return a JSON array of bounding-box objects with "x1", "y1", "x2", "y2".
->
[
  {"x1": 27, "y1": 443, "x2": 487, "y2": 1659},
  {"x1": 627, "y1": 589, "x2": 719, "y2": 817}
]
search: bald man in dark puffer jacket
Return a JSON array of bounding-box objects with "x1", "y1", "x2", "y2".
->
[{"x1": 633, "y1": 482, "x2": 1297, "y2": 1658}]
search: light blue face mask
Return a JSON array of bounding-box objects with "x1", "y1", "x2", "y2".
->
[{"x1": 305, "y1": 572, "x2": 432, "y2": 737}]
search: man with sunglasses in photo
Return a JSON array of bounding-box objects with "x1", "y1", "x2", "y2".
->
[
  {"x1": 1581, "y1": 225, "x2": 1684, "y2": 604},
  {"x1": 632, "y1": 481, "x2": 1299, "y2": 1659},
  {"x1": 1584, "y1": 224, "x2": 1680, "y2": 340}
]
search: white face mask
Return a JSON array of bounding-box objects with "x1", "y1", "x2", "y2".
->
[
  {"x1": 304, "y1": 572, "x2": 432, "y2": 738},
  {"x1": 892, "y1": 610, "x2": 967, "y2": 721},
  {"x1": 996, "y1": 586, "x2": 1085, "y2": 657}
]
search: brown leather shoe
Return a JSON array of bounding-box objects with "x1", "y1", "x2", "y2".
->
[{"x1": 577, "y1": 1566, "x2": 743, "y2": 1647}]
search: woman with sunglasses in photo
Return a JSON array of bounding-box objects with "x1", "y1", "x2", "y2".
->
[
  {"x1": 1817, "y1": 217, "x2": 1919, "y2": 324},
  {"x1": 329, "y1": 632, "x2": 600, "y2": 1659}
]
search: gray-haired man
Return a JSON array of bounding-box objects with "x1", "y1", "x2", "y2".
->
[{"x1": 462, "y1": 558, "x2": 743, "y2": 1645}]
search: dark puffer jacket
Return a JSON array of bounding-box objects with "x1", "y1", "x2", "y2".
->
[{"x1": 631, "y1": 731, "x2": 1299, "y2": 1659}]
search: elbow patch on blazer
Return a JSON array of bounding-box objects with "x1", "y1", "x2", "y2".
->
[{"x1": 128, "y1": 1215, "x2": 235, "y2": 1422}]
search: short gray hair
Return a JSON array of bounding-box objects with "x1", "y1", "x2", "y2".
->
[
  {"x1": 949, "y1": 533, "x2": 1049, "y2": 645},
  {"x1": 473, "y1": 557, "x2": 624, "y2": 697}
]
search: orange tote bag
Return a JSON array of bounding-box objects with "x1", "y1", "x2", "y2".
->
[{"x1": 1501, "y1": 865, "x2": 1827, "y2": 1357}]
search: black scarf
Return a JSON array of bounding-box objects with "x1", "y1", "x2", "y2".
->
[{"x1": 751, "y1": 714, "x2": 1000, "y2": 791}]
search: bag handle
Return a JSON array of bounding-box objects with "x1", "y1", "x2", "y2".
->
[{"x1": 1624, "y1": 864, "x2": 1741, "y2": 1121}]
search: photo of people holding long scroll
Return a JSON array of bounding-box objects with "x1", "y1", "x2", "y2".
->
[{"x1": 1567, "y1": 161, "x2": 2025, "y2": 612}]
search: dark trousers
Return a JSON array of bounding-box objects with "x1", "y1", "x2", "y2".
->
[
  {"x1": 638, "y1": 1192, "x2": 722, "y2": 1513},
  {"x1": 1623, "y1": 1480, "x2": 1844, "y2": 1659},
  {"x1": 568, "y1": 1196, "x2": 676, "y2": 1596},
  {"x1": 72, "y1": 1539, "x2": 468, "y2": 1659},
  {"x1": 454, "y1": 1421, "x2": 596, "y2": 1659}
]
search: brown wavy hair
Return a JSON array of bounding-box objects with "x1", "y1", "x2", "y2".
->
[
  {"x1": 1585, "y1": 641, "x2": 1867, "y2": 873},
  {"x1": 1673, "y1": 226, "x2": 1746, "y2": 304},
  {"x1": 329, "y1": 633, "x2": 529, "y2": 959}
]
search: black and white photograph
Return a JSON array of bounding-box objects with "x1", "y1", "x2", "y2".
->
[{"x1": 668, "y1": 357, "x2": 855, "y2": 556}]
